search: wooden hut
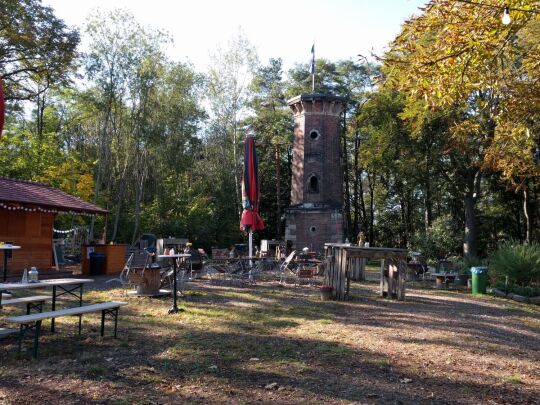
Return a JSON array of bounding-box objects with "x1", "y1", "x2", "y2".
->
[{"x1": 0, "y1": 177, "x2": 108, "y2": 273}]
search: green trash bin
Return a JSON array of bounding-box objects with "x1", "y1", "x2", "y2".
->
[{"x1": 471, "y1": 266, "x2": 488, "y2": 294}]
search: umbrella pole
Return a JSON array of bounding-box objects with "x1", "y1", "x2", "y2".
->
[
  {"x1": 248, "y1": 231, "x2": 253, "y2": 278},
  {"x1": 249, "y1": 231, "x2": 253, "y2": 260}
]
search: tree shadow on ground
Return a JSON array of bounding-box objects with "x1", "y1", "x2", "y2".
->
[
  {"x1": 2, "y1": 325, "x2": 537, "y2": 404},
  {"x1": 1, "y1": 280, "x2": 539, "y2": 404}
]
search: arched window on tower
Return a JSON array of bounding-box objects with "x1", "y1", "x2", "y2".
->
[{"x1": 308, "y1": 175, "x2": 319, "y2": 193}]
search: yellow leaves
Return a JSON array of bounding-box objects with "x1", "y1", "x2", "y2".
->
[
  {"x1": 34, "y1": 159, "x2": 95, "y2": 202},
  {"x1": 484, "y1": 123, "x2": 539, "y2": 183},
  {"x1": 385, "y1": 0, "x2": 540, "y2": 110},
  {"x1": 76, "y1": 174, "x2": 95, "y2": 201}
]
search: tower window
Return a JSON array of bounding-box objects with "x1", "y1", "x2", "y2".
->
[
  {"x1": 310, "y1": 226, "x2": 317, "y2": 233},
  {"x1": 309, "y1": 129, "x2": 320, "y2": 140},
  {"x1": 308, "y1": 175, "x2": 319, "y2": 193}
]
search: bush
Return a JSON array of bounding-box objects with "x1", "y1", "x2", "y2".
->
[
  {"x1": 492, "y1": 281, "x2": 540, "y2": 297},
  {"x1": 489, "y1": 242, "x2": 540, "y2": 285},
  {"x1": 411, "y1": 215, "x2": 462, "y2": 260},
  {"x1": 454, "y1": 255, "x2": 485, "y2": 275}
]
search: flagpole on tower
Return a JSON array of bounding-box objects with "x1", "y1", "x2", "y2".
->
[{"x1": 310, "y1": 43, "x2": 315, "y2": 93}]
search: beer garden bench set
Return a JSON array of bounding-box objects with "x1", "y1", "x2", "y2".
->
[
  {"x1": 0, "y1": 245, "x2": 411, "y2": 358},
  {"x1": 0, "y1": 278, "x2": 127, "y2": 358}
]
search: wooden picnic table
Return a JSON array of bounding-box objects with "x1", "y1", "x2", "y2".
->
[
  {"x1": 324, "y1": 244, "x2": 407, "y2": 301},
  {"x1": 0, "y1": 278, "x2": 94, "y2": 332},
  {"x1": 432, "y1": 272, "x2": 458, "y2": 289}
]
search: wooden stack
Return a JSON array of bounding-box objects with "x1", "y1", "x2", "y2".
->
[
  {"x1": 324, "y1": 245, "x2": 348, "y2": 300},
  {"x1": 349, "y1": 258, "x2": 366, "y2": 281},
  {"x1": 324, "y1": 244, "x2": 407, "y2": 301},
  {"x1": 380, "y1": 258, "x2": 406, "y2": 300},
  {"x1": 128, "y1": 267, "x2": 161, "y2": 295}
]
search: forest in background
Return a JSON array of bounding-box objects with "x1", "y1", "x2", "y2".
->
[{"x1": 2, "y1": 0, "x2": 540, "y2": 261}]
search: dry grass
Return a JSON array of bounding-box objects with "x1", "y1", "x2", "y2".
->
[{"x1": 0, "y1": 278, "x2": 539, "y2": 404}]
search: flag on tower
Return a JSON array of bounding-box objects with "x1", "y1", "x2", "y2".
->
[{"x1": 310, "y1": 44, "x2": 315, "y2": 74}]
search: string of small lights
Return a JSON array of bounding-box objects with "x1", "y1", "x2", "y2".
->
[
  {"x1": 53, "y1": 227, "x2": 78, "y2": 234},
  {"x1": 0, "y1": 202, "x2": 95, "y2": 216}
]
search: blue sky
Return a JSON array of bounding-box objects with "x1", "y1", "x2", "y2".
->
[{"x1": 43, "y1": 0, "x2": 428, "y2": 71}]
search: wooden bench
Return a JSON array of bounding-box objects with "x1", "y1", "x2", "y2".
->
[
  {"x1": 5, "y1": 301, "x2": 128, "y2": 358},
  {"x1": 0, "y1": 295, "x2": 50, "y2": 314}
]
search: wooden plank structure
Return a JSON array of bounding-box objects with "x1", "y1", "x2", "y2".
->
[
  {"x1": 128, "y1": 267, "x2": 162, "y2": 296},
  {"x1": 349, "y1": 257, "x2": 366, "y2": 281},
  {"x1": 324, "y1": 244, "x2": 407, "y2": 301},
  {"x1": 0, "y1": 211, "x2": 54, "y2": 272},
  {"x1": 379, "y1": 258, "x2": 407, "y2": 300},
  {"x1": 0, "y1": 177, "x2": 108, "y2": 274},
  {"x1": 81, "y1": 244, "x2": 128, "y2": 275}
]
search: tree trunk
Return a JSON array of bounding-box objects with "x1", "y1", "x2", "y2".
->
[
  {"x1": 515, "y1": 204, "x2": 522, "y2": 242},
  {"x1": 407, "y1": 189, "x2": 414, "y2": 245},
  {"x1": 131, "y1": 145, "x2": 147, "y2": 245},
  {"x1": 359, "y1": 171, "x2": 367, "y2": 235},
  {"x1": 400, "y1": 196, "x2": 407, "y2": 247},
  {"x1": 424, "y1": 164, "x2": 432, "y2": 231},
  {"x1": 233, "y1": 117, "x2": 242, "y2": 219},
  {"x1": 352, "y1": 130, "x2": 360, "y2": 241},
  {"x1": 342, "y1": 111, "x2": 353, "y2": 241},
  {"x1": 463, "y1": 170, "x2": 481, "y2": 257},
  {"x1": 275, "y1": 146, "x2": 281, "y2": 237},
  {"x1": 463, "y1": 192, "x2": 477, "y2": 257},
  {"x1": 90, "y1": 92, "x2": 114, "y2": 240},
  {"x1": 523, "y1": 186, "x2": 531, "y2": 244},
  {"x1": 111, "y1": 178, "x2": 126, "y2": 241},
  {"x1": 131, "y1": 174, "x2": 144, "y2": 245},
  {"x1": 36, "y1": 90, "x2": 46, "y2": 140},
  {"x1": 367, "y1": 172, "x2": 375, "y2": 244}
]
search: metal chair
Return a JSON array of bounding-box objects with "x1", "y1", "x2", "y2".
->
[
  {"x1": 279, "y1": 250, "x2": 297, "y2": 284},
  {"x1": 159, "y1": 262, "x2": 187, "y2": 294},
  {"x1": 105, "y1": 253, "x2": 135, "y2": 294}
]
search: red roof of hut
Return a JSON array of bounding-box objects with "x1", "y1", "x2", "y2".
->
[{"x1": 0, "y1": 177, "x2": 107, "y2": 215}]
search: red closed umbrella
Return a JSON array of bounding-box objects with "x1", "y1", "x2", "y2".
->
[
  {"x1": 240, "y1": 134, "x2": 264, "y2": 258},
  {"x1": 0, "y1": 80, "x2": 4, "y2": 138}
]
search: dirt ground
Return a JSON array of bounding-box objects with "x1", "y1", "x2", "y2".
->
[{"x1": 0, "y1": 275, "x2": 539, "y2": 405}]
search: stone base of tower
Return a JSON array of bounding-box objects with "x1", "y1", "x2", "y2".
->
[{"x1": 284, "y1": 205, "x2": 343, "y2": 253}]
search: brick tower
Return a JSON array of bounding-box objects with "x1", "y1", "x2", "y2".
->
[{"x1": 284, "y1": 93, "x2": 346, "y2": 253}]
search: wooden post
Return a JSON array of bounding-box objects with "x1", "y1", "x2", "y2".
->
[
  {"x1": 344, "y1": 249, "x2": 350, "y2": 298},
  {"x1": 350, "y1": 258, "x2": 357, "y2": 280},
  {"x1": 324, "y1": 245, "x2": 331, "y2": 286},
  {"x1": 397, "y1": 259, "x2": 406, "y2": 301},
  {"x1": 388, "y1": 260, "x2": 397, "y2": 299},
  {"x1": 335, "y1": 248, "x2": 343, "y2": 300},
  {"x1": 380, "y1": 259, "x2": 386, "y2": 298},
  {"x1": 349, "y1": 258, "x2": 365, "y2": 281}
]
